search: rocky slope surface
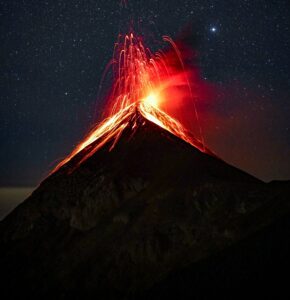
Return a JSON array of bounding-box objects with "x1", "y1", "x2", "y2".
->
[{"x1": 0, "y1": 110, "x2": 289, "y2": 298}]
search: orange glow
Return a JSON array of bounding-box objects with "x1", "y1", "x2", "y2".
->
[
  {"x1": 51, "y1": 33, "x2": 209, "y2": 174},
  {"x1": 142, "y1": 92, "x2": 160, "y2": 107}
]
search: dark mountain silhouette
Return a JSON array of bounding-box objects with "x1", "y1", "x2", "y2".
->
[{"x1": 0, "y1": 108, "x2": 289, "y2": 298}]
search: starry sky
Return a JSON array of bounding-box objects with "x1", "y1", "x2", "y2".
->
[{"x1": 1, "y1": 0, "x2": 290, "y2": 186}]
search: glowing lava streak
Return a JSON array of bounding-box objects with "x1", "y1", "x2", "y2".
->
[{"x1": 52, "y1": 34, "x2": 208, "y2": 174}]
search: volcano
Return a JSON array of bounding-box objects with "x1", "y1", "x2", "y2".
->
[{"x1": 1, "y1": 104, "x2": 289, "y2": 298}]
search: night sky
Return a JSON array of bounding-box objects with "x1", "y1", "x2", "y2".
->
[{"x1": 1, "y1": 0, "x2": 290, "y2": 187}]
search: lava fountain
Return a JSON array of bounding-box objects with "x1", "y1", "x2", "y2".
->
[{"x1": 52, "y1": 33, "x2": 210, "y2": 174}]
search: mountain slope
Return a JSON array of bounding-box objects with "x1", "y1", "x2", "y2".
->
[{"x1": 0, "y1": 108, "x2": 289, "y2": 298}]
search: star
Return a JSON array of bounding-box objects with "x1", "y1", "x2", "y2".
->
[{"x1": 210, "y1": 27, "x2": 217, "y2": 33}]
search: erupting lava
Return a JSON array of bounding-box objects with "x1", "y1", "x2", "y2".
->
[{"x1": 52, "y1": 33, "x2": 209, "y2": 174}]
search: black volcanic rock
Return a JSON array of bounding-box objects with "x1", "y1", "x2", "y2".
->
[{"x1": 0, "y1": 109, "x2": 289, "y2": 298}]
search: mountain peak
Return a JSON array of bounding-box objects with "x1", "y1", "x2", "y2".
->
[
  {"x1": 1, "y1": 99, "x2": 289, "y2": 298},
  {"x1": 52, "y1": 102, "x2": 214, "y2": 174}
]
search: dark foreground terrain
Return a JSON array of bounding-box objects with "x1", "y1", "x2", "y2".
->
[{"x1": 1, "y1": 110, "x2": 289, "y2": 298}]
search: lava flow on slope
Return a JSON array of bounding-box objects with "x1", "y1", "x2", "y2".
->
[{"x1": 52, "y1": 33, "x2": 211, "y2": 174}]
